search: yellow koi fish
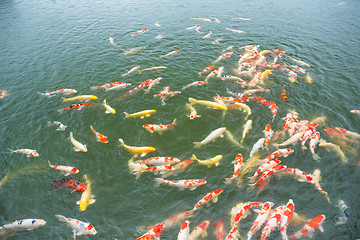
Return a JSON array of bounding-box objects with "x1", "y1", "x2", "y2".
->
[
  {"x1": 119, "y1": 138, "x2": 155, "y2": 157},
  {"x1": 124, "y1": 109, "x2": 156, "y2": 119},
  {"x1": 191, "y1": 154, "x2": 223, "y2": 167},
  {"x1": 240, "y1": 120, "x2": 252, "y2": 143},
  {"x1": 62, "y1": 95, "x2": 98, "y2": 102},
  {"x1": 260, "y1": 69, "x2": 273, "y2": 83},
  {"x1": 234, "y1": 102, "x2": 251, "y2": 119},
  {"x1": 319, "y1": 139, "x2": 347, "y2": 163},
  {"x1": 192, "y1": 17, "x2": 212, "y2": 22},
  {"x1": 188, "y1": 97, "x2": 228, "y2": 110},
  {"x1": 76, "y1": 175, "x2": 95, "y2": 211}
]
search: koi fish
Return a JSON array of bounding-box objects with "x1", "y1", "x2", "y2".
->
[
  {"x1": 48, "y1": 161, "x2": 79, "y2": 176},
  {"x1": 290, "y1": 215, "x2": 326, "y2": 239},
  {"x1": 264, "y1": 148, "x2": 294, "y2": 162},
  {"x1": 90, "y1": 81, "x2": 123, "y2": 90},
  {"x1": 62, "y1": 95, "x2": 98, "y2": 102},
  {"x1": 190, "y1": 220, "x2": 211, "y2": 240},
  {"x1": 249, "y1": 96, "x2": 269, "y2": 106},
  {"x1": 248, "y1": 165, "x2": 287, "y2": 189},
  {"x1": 249, "y1": 138, "x2": 265, "y2": 158},
  {"x1": 233, "y1": 17, "x2": 251, "y2": 21},
  {"x1": 248, "y1": 160, "x2": 281, "y2": 183},
  {"x1": 8, "y1": 148, "x2": 39, "y2": 157},
  {"x1": 124, "y1": 109, "x2": 156, "y2": 119},
  {"x1": 195, "y1": 25, "x2": 203, "y2": 33},
  {"x1": 335, "y1": 200, "x2": 350, "y2": 225},
  {"x1": 191, "y1": 189, "x2": 223, "y2": 212},
  {"x1": 185, "y1": 103, "x2": 201, "y2": 120},
  {"x1": 191, "y1": 154, "x2": 223, "y2": 167},
  {"x1": 144, "y1": 77, "x2": 162, "y2": 93},
  {"x1": 201, "y1": 31, "x2": 212, "y2": 39},
  {"x1": 240, "y1": 120, "x2": 252, "y2": 143},
  {"x1": 212, "y1": 17, "x2": 221, "y2": 23},
  {"x1": 76, "y1": 175, "x2": 95, "y2": 211},
  {"x1": 161, "y1": 159, "x2": 193, "y2": 178},
  {"x1": 138, "y1": 66, "x2": 167, "y2": 73},
  {"x1": 178, "y1": 221, "x2": 191, "y2": 240},
  {"x1": 269, "y1": 101, "x2": 278, "y2": 120},
  {"x1": 126, "y1": 79, "x2": 152, "y2": 95},
  {"x1": 69, "y1": 132, "x2": 87, "y2": 152},
  {"x1": 305, "y1": 72, "x2": 313, "y2": 83},
  {"x1": 186, "y1": 25, "x2": 198, "y2": 30},
  {"x1": 143, "y1": 119, "x2": 176, "y2": 134},
  {"x1": 40, "y1": 89, "x2": 77, "y2": 97},
  {"x1": 153, "y1": 87, "x2": 181, "y2": 105},
  {"x1": 0, "y1": 90, "x2": 7, "y2": 98},
  {"x1": 52, "y1": 178, "x2": 87, "y2": 192},
  {"x1": 272, "y1": 131, "x2": 304, "y2": 148},
  {"x1": 192, "y1": 17, "x2": 212, "y2": 22},
  {"x1": 212, "y1": 38, "x2": 222, "y2": 44},
  {"x1": 225, "y1": 226, "x2": 239, "y2": 240},
  {"x1": 284, "y1": 168, "x2": 314, "y2": 183},
  {"x1": 236, "y1": 80, "x2": 261, "y2": 88},
  {"x1": 309, "y1": 132, "x2": 320, "y2": 160},
  {"x1": 102, "y1": 99, "x2": 115, "y2": 114},
  {"x1": 128, "y1": 159, "x2": 148, "y2": 179},
  {"x1": 350, "y1": 110, "x2": 360, "y2": 115},
  {"x1": 122, "y1": 66, "x2": 141, "y2": 77},
  {"x1": 154, "y1": 22, "x2": 161, "y2": 27},
  {"x1": 160, "y1": 49, "x2": 179, "y2": 58},
  {"x1": 283, "y1": 113, "x2": 293, "y2": 132},
  {"x1": 280, "y1": 199, "x2": 295, "y2": 240},
  {"x1": 48, "y1": 121, "x2": 67, "y2": 131},
  {"x1": 234, "y1": 102, "x2": 251, "y2": 119},
  {"x1": 312, "y1": 169, "x2": 330, "y2": 202},
  {"x1": 118, "y1": 138, "x2": 155, "y2": 157},
  {"x1": 193, "y1": 127, "x2": 227, "y2": 148},
  {"x1": 199, "y1": 65, "x2": 215, "y2": 75},
  {"x1": 0, "y1": 219, "x2": 46, "y2": 232},
  {"x1": 214, "y1": 52, "x2": 234, "y2": 64},
  {"x1": 205, "y1": 68, "x2": 219, "y2": 81},
  {"x1": 288, "y1": 56, "x2": 311, "y2": 68},
  {"x1": 143, "y1": 165, "x2": 175, "y2": 175},
  {"x1": 226, "y1": 28, "x2": 246, "y2": 33},
  {"x1": 264, "y1": 125, "x2": 273, "y2": 149},
  {"x1": 319, "y1": 139, "x2": 347, "y2": 163},
  {"x1": 55, "y1": 214, "x2": 97, "y2": 239},
  {"x1": 232, "y1": 201, "x2": 263, "y2": 225},
  {"x1": 156, "y1": 32, "x2": 164, "y2": 40},
  {"x1": 224, "y1": 153, "x2": 243, "y2": 184},
  {"x1": 259, "y1": 69, "x2": 272, "y2": 83},
  {"x1": 286, "y1": 65, "x2": 305, "y2": 74},
  {"x1": 90, "y1": 125, "x2": 108, "y2": 143},
  {"x1": 189, "y1": 97, "x2": 228, "y2": 110},
  {"x1": 261, "y1": 205, "x2": 285, "y2": 240},
  {"x1": 136, "y1": 157, "x2": 180, "y2": 166},
  {"x1": 154, "y1": 178, "x2": 207, "y2": 190},
  {"x1": 104, "y1": 83, "x2": 132, "y2": 91},
  {"x1": 247, "y1": 202, "x2": 274, "y2": 240},
  {"x1": 335, "y1": 127, "x2": 360, "y2": 140},
  {"x1": 108, "y1": 36, "x2": 115, "y2": 45},
  {"x1": 58, "y1": 103, "x2": 90, "y2": 112},
  {"x1": 131, "y1": 29, "x2": 148, "y2": 36},
  {"x1": 288, "y1": 120, "x2": 298, "y2": 137},
  {"x1": 124, "y1": 46, "x2": 146, "y2": 55},
  {"x1": 281, "y1": 85, "x2": 288, "y2": 102}
]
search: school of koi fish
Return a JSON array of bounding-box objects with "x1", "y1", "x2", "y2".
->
[{"x1": 1, "y1": 14, "x2": 359, "y2": 240}]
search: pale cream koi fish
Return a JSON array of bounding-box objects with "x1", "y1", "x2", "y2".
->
[
  {"x1": 62, "y1": 95, "x2": 98, "y2": 102},
  {"x1": 124, "y1": 109, "x2": 156, "y2": 119},
  {"x1": 191, "y1": 154, "x2": 223, "y2": 167}
]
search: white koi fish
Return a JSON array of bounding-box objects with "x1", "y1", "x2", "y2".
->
[
  {"x1": 122, "y1": 65, "x2": 140, "y2": 77},
  {"x1": 104, "y1": 83, "x2": 131, "y2": 91},
  {"x1": 284, "y1": 168, "x2": 315, "y2": 183},
  {"x1": 39, "y1": 88, "x2": 77, "y2": 97},
  {"x1": 156, "y1": 32, "x2": 164, "y2": 40},
  {"x1": 193, "y1": 127, "x2": 227, "y2": 148},
  {"x1": 240, "y1": 120, "x2": 252, "y2": 144},
  {"x1": 233, "y1": 17, "x2": 251, "y2": 21},
  {"x1": 264, "y1": 125, "x2": 273, "y2": 149},
  {"x1": 214, "y1": 52, "x2": 234, "y2": 64},
  {"x1": 138, "y1": 66, "x2": 167, "y2": 73},
  {"x1": 55, "y1": 214, "x2": 97, "y2": 239},
  {"x1": 154, "y1": 178, "x2": 207, "y2": 190},
  {"x1": 69, "y1": 132, "x2": 87, "y2": 152},
  {"x1": 124, "y1": 46, "x2": 146, "y2": 55},
  {"x1": 261, "y1": 205, "x2": 285, "y2": 240},
  {"x1": 135, "y1": 224, "x2": 164, "y2": 240},
  {"x1": 48, "y1": 121, "x2": 67, "y2": 131},
  {"x1": 247, "y1": 202, "x2": 274, "y2": 240},
  {"x1": 309, "y1": 132, "x2": 320, "y2": 160},
  {"x1": 128, "y1": 159, "x2": 148, "y2": 179},
  {"x1": 102, "y1": 99, "x2": 115, "y2": 114},
  {"x1": 288, "y1": 56, "x2": 311, "y2": 68},
  {"x1": 312, "y1": 169, "x2": 330, "y2": 202},
  {"x1": 201, "y1": 31, "x2": 212, "y2": 39},
  {"x1": 224, "y1": 154, "x2": 243, "y2": 184},
  {"x1": 9, "y1": 148, "x2": 39, "y2": 157},
  {"x1": 249, "y1": 138, "x2": 265, "y2": 158},
  {"x1": 212, "y1": 37, "x2": 222, "y2": 44},
  {"x1": 153, "y1": 87, "x2": 181, "y2": 105},
  {"x1": 192, "y1": 17, "x2": 212, "y2": 22},
  {"x1": 131, "y1": 29, "x2": 148, "y2": 36},
  {"x1": 335, "y1": 200, "x2": 350, "y2": 225},
  {"x1": 186, "y1": 25, "x2": 198, "y2": 30},
  {"x1": 0, "y1": 219, "x2": 46, "y2": 232},
  {"x1": 48, "y1": 161, "x2": 79, "y2": 176},
  {"x1": 226, "y1": 28, "x2": 246, "y2": 33},
  {"x1": 195, "y1": 25, "x2": 203, "y2": 33},
  {"x1": 0, "y1": 90, "x2": 7, "y2": 98},
  {"x1": 160, "y1": 49, "x2": 179, "y2": 58},
  {"x1": 212, "y1": 17, "x2": 221, "y2": 23}
]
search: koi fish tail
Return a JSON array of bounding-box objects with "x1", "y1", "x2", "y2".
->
[
  {"x1": 281, "y1": 230, "x2": 289, "y2": 240},
  {"x1": 193, "y1": 142, "x2": 202, "y2": 148},
  {"x1": 247, "y1": 175, "x2": 257, "y2": 183},
  {"x1": 61, "y1": 97, "x2": 68, "y2": 102},
  {"x1": 312, "y1": 153, "x2": 320, "y2": 160},
  {"x1": 123, "y1": 112, "x2": 130, "y2": 118},
  {"x1": 48, "y1": 161, "x2": 54, "y2": 168},
  {"x1": 154, "y1": 178, "x2": 164, "y2": 187},
  {"x1": 224, "y1": 177, "x2": 234, "y2": 185},
  {"x1": 118, "y1": 138, "x2": 125, "y2": 146},
  {"x1": 138, "y1": 70, "x2": 143, "y2": 74},
  {"x1": 171, "y1": 119, "x2": 177, "y2": 125},
  {"x1": 272, "y1": 143, "x2": 280, "y2": 148},
  {"x1": 90, "y1": 86, "x2": 100, "y2": 90},
  {"x1": 188, "y1": 97, "x2": 197, "y2": 106},
  {"x1": 8, "y1": 149, "x2": 15, "y2": 154}
]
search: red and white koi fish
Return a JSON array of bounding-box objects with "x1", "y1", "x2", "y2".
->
[
  {"x1": 312, "y1": 169, "x2": 330, "y2": 202},
  {"x1": 160, "y1": 49, "x2": 179, "y2": 58},
  {"x1": 295, "y1": 120, "x2": 309, "y2": 133},
  {"x1": 108, "y1": 36, "x2": 115, "y2": 45},
  {"x1": 221, "y1": 75, "x2": 243, "y2": 81},
  {"x1": 214, "y1": 95, "x2": 245, "y2": 104},
  {"x1": 273, "y1": 131, "x2": 304, "y2": 148},
  {"x1": 269, "y1": 101, "x2": 278, "y2": 121},
  {"x1": 249, "y1": 70, "x2": 262, "y2": 85},
  {"x1": 143, "y1": 119, "x2": 176, "y2": 134},
  {"x1": 280, "y1": 199, "x2": 295, "y2": 240},
  {"x1": 224, "y1": 154, "x2": 244, "y2": 184},
  {"x1": 232, "y1": 201, "x2": 263, "y2": 225},
  {"x1": 90, "y1": 125, "x2": 108, "y2": 143},
  {"x1": 191, "y1": 189, "x2": 223, "y2": 212},
  {"x1": 199, "y1": 65, "x2": 215, "y2": 75},
  {"x1": 284, "y1": 168, "x2": 314, "y2": 183},
  {"x1": 48, "y1": 161, "x2": 79, "y2": 176},
  {"x1": 9, "y1": 148, "x2": 39, "y2": 157},
  {"x1": 161, "y1": 159, "x2": 193, "y2": 178},
  {"x1": 0, "y1": 90, "x2": 7, "y2": 98},
  {"x1": 185, "y1": 103, "x2": 201, "y2": 120},
  {"x1": 233, "y1": 17, "x2": 251, "y2": 21},
  {"x1": 335, "y1": 127, "x2": 360, "y2": 140},
  {"x1": 201, "y1": 31, "x2": 212, "y2": 39},
  {"x1": 241, "y1": 89, "x2": 269, "y2": 97},
  {"x1": 136, "y1": 157, "x2": 180, "y2": 166},
  {"x1": 131, "y1": 29, "x2": 148, "y2": 36},
  {"x1": 247, "y1": 202, "x2": 274, "y2": 240},
  {"x1": 350, "y1": 110, "x2": 360, "y2": 115},
  {"x1": 58, "y1": 103, "x2": 90, "y2": 112},
  {"x1": 290, "y1": 215, "x2": 326, "y2": 239},
  {"x1": 153, "y1": 88, "x2": 181, "y2": 105},
  {"x1": 40, "y1": 89, "x2": 77, "y2": 97},
  {"x1": 214, "y1": 52, "x2": 234, "y2": 63},
  {"x1": 226, "y1": 28, "x2": 246, "y2": 33},
  {"x1": 212, "y1": 17, "x2": 221, "y2": 23},
  {"x1": 183, "y1": 81, "x2": 208, "y2": 90},
  {"x1": 237, "y1": 80, "x2": 261, "y2": 88},
  {"x1": 248, "y1": 160, "x2": 281, "y2": 183},
  {"x1": 249, "y1": 96, "x2": 269, "y2": 106},
  {"x1": 214, "y1": 220, "x2": 225, "y2": 240},
  {"x1": 288, "y1": 56, "x2": 311, "y2": 68},
  {"x1": 282, "y1": 67, "x2": 298, "y2": 79},
  {"x1": 225, "y1": 226, "x2": 239, "y2": 240},
  {"x1": 264, "y1": 125, "x2": 273, "y2": 149},
  {"x1": 262, "y1": 206, "x2": 285, "y2": 240},
  {"x1": 283, "y1": 113, "x2": 293, "y2": 132},
  {"x1": 178, "y1": 221, "x2": 191, "y2": 240},
  {"x1": 127, "y1": 79, "x2": 152, "y2": 95},
  {"x1": 128, "y1": 160, "x2": 148, "y2": 179},
  {"x1": 212, "y1": 38, "x2": 222, "y2": 44},
  {"x1": 105, "y1": 83, "x2": 132, "y2": 91},
  {"x1": 190, "y1": 220, "x2": 210, "y2": 240},
  {"x1": 135, "y1": 224, "x2": 164, "y2": 240},
  {"x1": 55, "y1": 214, "x2": 96, "y2": 239},
  {"x1": 154, "y1": 178, "x2": 207, "y2": 190},
  {"x1": 309, "y1": 132, "x2": 320, "y2": 160},
  {"x1": 122, "y1": 66, "x2": 140, "y2": 77},
  {"x1": 264, "y1": 148, "x2": 294, "y2": 162},
  {"x1": 195, "y1": 25, "x2": 203, "y2": 33},
  {"x1": 301, "y1": 124, "x2": 318, "y2": 149},
  {"x1": 205, "y1": 68, "x2": 219, "y2": 81},
  {"x1": 248, "y1": 165, "x2": 287, "y2": 189},
  {"x1": 288, "y1": 120, "x2": 299, "y2": 137},
  {"x1": 144, "y1": 77, "x2": 162, "y2": 93},
  {"x1": 286, "y1": 65, "x2": 305, "y2": 74},
  {"x1": 156, "y1": 32, "x2": 164, "y2": 40},
  {"x1": 144, "y1": 165, "x2": 175, "y2": 175},
  {"x1": 124, "y1": 46, "x2": 146, "y2": 55},
  {"x1": 273, "y1": 50, "x2": 287, "y2": 64},
  {"x1": 91, "y1": 81, "x2": 123, "y2": 90}
]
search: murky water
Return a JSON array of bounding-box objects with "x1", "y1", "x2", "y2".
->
[{"x1": 0, "y1": 0, "x2": 359, "y2": 239}]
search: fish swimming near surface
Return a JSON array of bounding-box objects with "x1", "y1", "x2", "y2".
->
[
  {"x1": 8, "y1": 148, "x2": 39, "y2": 157},
  {"x1": 51, "y1": 178, "x2": 87, "y2": 192},
  {"x1": 290, "y1": 215, "x2": 326, "y2": 239},
  {"x1": 0, "y1": 219, "x2": 46, "y2": 232},
  {"x1": 124, "y1": 46, "x2": 146, "y2": 55},
  {"x1": 143, "y1": 119, "x2": 176, "y2": 134},
  {"x1": 193, "y1": 127, "x2": 227, "y2": 148},
  {"x1": 48, "y1": 121, "x2": 67, "y2": 131},
  {"x1": 55, "y1": 214, "x2": 97, "y2": 239},
  {"x1": 138, "y1": 66, "x2": 167, "y2": 73},
  {"x1": 124, "y1": 109, "x2": 156, "y2": 119},
  {"x1": 191, "y1": 154, "x2": 223, "y2": 167},
  {"x1": 108, "y1": 36, "x2": 115, "y2": 45},
  {"x1": 0, "y1": 90, "x2": 8, "y2": 98},
  {"x1": 61, "y1": 95, "x2": 98, "y2": 102},
  {"x1": 154, "y1": 178, "x2": 207, "y2": 190},
  {"x1": 76, "y1": 175, "x2": 95, "y2": 211},
  {"x1": 48, "y1": 161, "x2": 79, "y2": 176},
  {"x1": 58, "y1": 103, "x2": 90, "y2": 112},
  {"x1": 69, "y1": 132, "x2": 87, "y2": 152},
  {"x1": 118, "y1": 138, "x2": 155, "y2": 157},
  {"x1": 90, "y1": 125, "x2": 108, "y2": 143},
  {"x1": 39, "y1": 89, "x2": 77, "y2": 97},
  {"x1": 102, "y1": 99, "x2": 115, "y2": 114},
  {"x1": 160, "y1": 49, "x2": 179, "y2": 58},
  {"x1": 122, "y1": 65, "x2": 140, "y2": 77}
]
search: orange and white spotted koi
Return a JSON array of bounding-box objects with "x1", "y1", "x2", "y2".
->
[
  {"x1": 309, "y1": 132, "x2": 320, "y2": 160},
  {"x1": 190, "y1": 220, "x2": 210, "y2": 240},
  {"x1": 261, "y1": 205, "x2": 285, "y2": 240},
  {"x1": 161, "y1": 159, "x2": 193, "y2": 178},
  {"x1": 226, "y1": 28, "x2": 246, "y2": 33},
  {"x1": 153, "y1": 87, "x2": 181, "y2": 105},
  {"x1": 178, "y1": 221, "x2": 191, "y2": 240},
  {"x1": 284, "y1": 168, "x2": 314, "y2": 183},
  {"x1": 143, "y1": 119, "x2": 176, "y2": 134},
  {"x1": 127, "y1": 79, "x2": 152, "y2": 95},
  {"x1": 248, "y1": 165, "x2": 287, "y2": 189},
  {"x1": 264, "y1": 125, "x2": 273, "y2": 149},
  {"x1": 136, "y1": 157, "x2": 181, "y2": 166},
  {"x1": 108, "y1": 36, "x2": 115, "y2": 45},
  {"x1": 269, "y1": 101, "x2": 278, "y2": 121},
  {"x1": 191, "y1": 189, "x2": 223, "y2": 212},
  {"x1": 249, "y1": 96, "x2": 269, "y2": 106},
  {"x1": 283, "y1": 113, "x2": 293, "y2": 132},
  {"x1": 156, "y1": 32, "x2": 164, "y2": 40},
  {"x1": 301, "y1": 123, "x2": 318, "y2": 149},
  {"x1": 55, "y1": 214, "x2": 96, "y2": 239},
  {"x1": 273, "y1": 50, "x2": 287, "y2": 64},
  {"x1": 224, "y1": 154, "x2": 244, "y2": 184},
  {"x1": 122, "y1": 66, "x2": 140, "y2": 77},
  {"x1": 290, "y1": 215, "x2": 326, "y2": 239},
  {"x1": 249, "y1": 70, "x2": 262, "y2": 85},
  {"x1": 264, "y1": 148, "x2": 294, "y2": 162},
  {"x1": 288, "y1": 120, "x2": 299, "y2": 137},
  {"x1": 182, "y1": 81, "x2": 208, "y2": 90},
  {"x1": 91, "y1": 81, "x2": 123, "y2": 90},
  {"x1": 144, "y1": 165, "x2": 175, "y2": 175},
  {"x1": 214, "y1": 220, "x2": 225, "y2": 240},
  {"x1": 0, "y1": 90, "x2": 7, "y2": 98},
  {"x1": 9, "y1": 148, "x2": 39, "y2": 157},
  {"x1": 48, "y1": 161, "x2": 79, "y2": 176},
  {"x1": 199, "y1": 65, "x2": 215, "y2": 75},
  {"x1": 205, "y1": 68, "x2": 219, "y2": 81},
  {"x1": 286, "y1": 65, "x2": 305, "y2": 74},
  {"x1": 40, "y1": 89, "x2": 77, "y2": 97},
  {"x1": 247, "y1": 202, "x2": 274, "y2": 240},
  {"x1": 135, "y1": 224, "x2": 164, "y2": 240},
  {"x1": 248, "y1": 160, "x2": 281, "y2": 183},
  {"x1": 237, "y1": 80, "x2": 261, "y2": 88},
  {"x1": 160, "y1": 49, "x2": 179, "y2": 58},
  {"x1": 350, "y1": 110, "x2": 360, "y2": 115},
  {"x1": 154, "y1": 178, "x2": 207, "y2": 190},
  {"x1": 225, "y1": 226, "x2": 239, "y2": 240},
  {"x1": 214, "y1": 95, "x2": 245, "y2": 104},
  {"x1": 214, "y1": 52, "x2": 234, "y2": 64},
  {"x1": 312, "y1": 169, "x2": 330, "y2": 202},
  {"x1": 282, "y1": 67, "x2": 298, "y2": 79},
  {"x1": 212, "y1": 38, "x2": 222, "y2": 44},
  {"x1": 131, "y1": 29, "x2": 148, "y2": 36},
  {"x1": 280, "y1": 199, "x2": 295, "y2": 240},
  {"x1": 195, "y1": 25, "x2": 203, "y2": 33},
  {"x1": 90, "y1": 126, "x2": 108, "y2": 143},
  {"x1": 232, "y1": 201, "x2": 263, "y2": 225}
]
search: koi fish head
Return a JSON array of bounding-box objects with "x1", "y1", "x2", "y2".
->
[
  {"x1": 31, "y1": 151, "x2": 39, "y2": 157},
  {"x1": 73, "y1": 180, "x2": 87, "y2": 191},
  {"x1": 71, "y1": 168, "x2": 80, "y2": 174},
  {"x1": 100, "y1": 137, "x2": 108, "y2": 143},
  {"x1": 152, "y1": 224, "x2": 164, "y2": 236},
  {"x1": 84, "y1": 224, "x2": 97, "y2": 235}
]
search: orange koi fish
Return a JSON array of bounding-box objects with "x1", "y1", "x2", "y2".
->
[
  {"x1": 283, "y1": 168, "x2": 314, "y2": 183},
  {"x1": 126, "y1": 79, "x2": 152, "y2": 95},
  {"x1": 280, "y1": 199, "x2": 295, "y2": 239},
  {"x1": 153, "y1": 87, "x2": 181, "y2": 105},
  {"x1": 269, "y1": 101, "x2": 278, "y2": 120},
  {"x1": 131, "y1": 29, "x2": 148, "y2": 36},
  {"x1": 178, "y1": 221, "x2": 191, "y2": 240},
  {"x1": 261, "y1": 205, "x2": 285, "y2": 240},
  {"x1": 191, "y1": 189, "x2": 223, "y2": 212},
  {"x1": 52, "y1": 178, "x2": 86, "y2": 192},
  {"x1": 40, "y1": 88, "x2": 77, "y2": 97},
  {"x1": 190, "y1": 220, "x2": 210, "y2": 239},
  {"x1": 232, "y1": 201, "x2": 263, "y2": 225},
  {"x1": 248, "y1": 165, "x2": 287, "y2": 189},
  {"x1": 182, "y1": 81, "x2": 208, "y2": 90},
  {"x1": 264, "y1": 125, "x2": 274, "y2": 149},
  {"x1": 224, "y1": 154, "x2": 243, "y2": 184},
  {"x1": 143, "y1": 165, "x2": 175, "y2": 175},
  {"x1": 143, "y1": 119, "x2": 176, "y2": 134},
  {"x1": 249, "y1": 96, "x2": 269, "y2": 106},
  {"x1": 225, "y1": 226, "x2": 239, "y2": 240},
  {"x1": 248, "y1": 160, "x2": 281, "y2": 183},
  {"x1": 154, "y1": 178, "x2": 207, "y2": 190},
  {"x1": 135, "y1": 224, "x2": 163, "y2": 240},
  {"x1": 281, "y1": 85, "x2": 288, "y2": 102},
  {"x1": 214, "y1": 52, "x2": 234, "y2": 64},
  {"x1": 290, "y1": 215, "x2": 326, "y2": 239},
  {"x1": 90, "y1": 126, "x2": 108, "y2": 143},
  {"x1": 199, "y1": 65, "x2": 215, "y2": 75}
]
